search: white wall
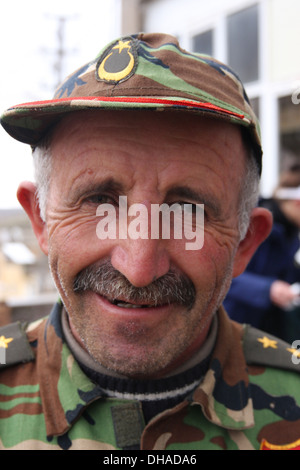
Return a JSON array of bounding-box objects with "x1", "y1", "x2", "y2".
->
[
  {"x1": 141, "y1": 0, "x2": 300, "y2": 197},
  {"x1": 268, "y1": 0, "x2": 300, "y2": 82}
]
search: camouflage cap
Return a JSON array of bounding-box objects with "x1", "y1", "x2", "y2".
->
[{"x1": 0, "y1": 32, "x2": 262, "y2": 173}]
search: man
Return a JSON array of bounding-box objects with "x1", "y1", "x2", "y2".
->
[{"x1": 0, "y1": 33, "x2": 300, "y2": 451}]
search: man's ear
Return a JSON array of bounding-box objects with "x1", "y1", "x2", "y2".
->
[
  {"x1": 232, "y1": 207, "x2": 273, "y2": 278},
  {"x1": 17, "y1": 181, "x2": 49, "y2": 255}
]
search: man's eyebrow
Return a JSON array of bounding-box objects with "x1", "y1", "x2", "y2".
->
[
  {"x1": 70, "y1": 177, "x2": 125, "y2": 201},
  {"x1": 166, "y1": 186, "x2": 221, "y2": 216}
]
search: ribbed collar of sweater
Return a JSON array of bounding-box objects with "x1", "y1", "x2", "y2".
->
[{"x1": 62, "y1": 309, "x2": 217, "y2": 423}]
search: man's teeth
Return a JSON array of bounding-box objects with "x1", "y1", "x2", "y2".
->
[{"x1": 112, "y1": 299, "x2": 151, "y2": 308}]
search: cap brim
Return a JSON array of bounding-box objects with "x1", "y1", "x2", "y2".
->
[{"x1": 1, "y1": 95, "x2": 252, "y2": 146}]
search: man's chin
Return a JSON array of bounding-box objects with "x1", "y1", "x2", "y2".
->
[
  {"x1": 81, "y1": 322, "x2": 189, "y2": 379},
  {"x1": 67, "y1": 290, "x2": 199, "y2": 379},
  {"x1": 89, "y1": 349, "x2": 179, "y2": 379}
]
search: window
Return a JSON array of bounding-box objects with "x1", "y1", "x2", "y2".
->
[
  {"x1": 279, "y1": 95, "x2": 300, "y2": 171},
  {"x1": 192, "y1": 30, "x2": 213, "y2": 55},
  {"x1": 227, "y1": 4, "x2": 259, "y2": 83}
]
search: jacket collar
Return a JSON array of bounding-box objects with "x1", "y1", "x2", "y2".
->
[
  {"x1": 36, "y1": 302, "x2": 104, "y2": 437},
  {"x1": 192, "y1": 307, "x2": 254, "y2": 429},
  {"x1": 36, "y1": 303, "x2": 253, "y2": 437}
]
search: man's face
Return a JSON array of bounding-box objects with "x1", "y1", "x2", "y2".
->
[{"x1": 41, "y1": 110, "x2": 246, "y2": 378}]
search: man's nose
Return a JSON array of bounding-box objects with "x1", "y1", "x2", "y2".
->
[{"x1": 110, "y1": 238, "x2": 170, "y2": 287}]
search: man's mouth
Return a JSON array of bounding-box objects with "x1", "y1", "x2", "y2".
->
[
  {"x1": 73, "y1": 261, "x2": 196, "y2": 311},
  {"x1": 106, "y1": 296, "x2": 164, "y2": 309}
]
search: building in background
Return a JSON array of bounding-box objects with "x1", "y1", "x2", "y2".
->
[
  {"x1": 121, "y1": 0, "x2": 300, "y2": 197},
  {"x1": 0, "y1": 209, "x2": 57, "y2": 325}
]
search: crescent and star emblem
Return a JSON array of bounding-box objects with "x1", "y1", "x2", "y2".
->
[{"x1": 96, "y1": 39, "x2": 137, "y2": 84}]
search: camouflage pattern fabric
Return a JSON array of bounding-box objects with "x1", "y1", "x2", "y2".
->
[{"x1": 1, "y1": 303, "x2": 300, "y2": 450}]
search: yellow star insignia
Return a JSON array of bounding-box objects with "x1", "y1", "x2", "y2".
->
[
  {"x1": 287, "y1": 347, "x2": 300, "y2": 358},
  {"x1": 113, "y1": 40, "x2": 131, "y2": 53},
  {"x1": 0, "y1": 335, "x2": 13, "y2": 349},
  {"x1": 257, "y1": 336, "x2": 278, "y2": 349}
]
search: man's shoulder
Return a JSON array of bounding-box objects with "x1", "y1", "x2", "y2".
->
[
  {"x1": 0, "y1": 318, "x2": 46, "y2": 370},
  {"x1": 242, "y1": 323, "x2": 300, "y2": 374}
]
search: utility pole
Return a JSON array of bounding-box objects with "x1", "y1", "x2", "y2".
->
[
  {"x1": 53, "y1": 16, "x2": 67, "y2": 87},
  {"x1": 44, "y1": 14, "x2": 77, "y2": 91}
]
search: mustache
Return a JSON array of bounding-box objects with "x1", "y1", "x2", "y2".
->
[{"x1": 73, "y1": 261, "x2": 196, "y2": 308}]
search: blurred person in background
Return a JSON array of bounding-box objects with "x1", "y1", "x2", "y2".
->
[{"x1": 225, "y1": 166, "x2": 300, "y2": 342}]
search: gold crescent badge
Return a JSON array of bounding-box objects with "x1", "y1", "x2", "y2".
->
[{"x1": 96, "y1": 39, "x2": 137, "y2": 84}]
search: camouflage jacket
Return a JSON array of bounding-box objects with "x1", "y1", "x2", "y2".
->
[{"x1": 1, "y1": 302, "x2": 300, "y2": 450}]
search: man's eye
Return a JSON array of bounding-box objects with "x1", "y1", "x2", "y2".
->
[
  {"x1": 178, "y1": 203, "x2": 207, "y2": 223},
  {"x1": 176, "y1": 202, "x2": 203, "y2": 215},
  {"x1": 84, "y1": 194, "x2": 117, "y2": 205},
  {"x1": 181, "y1": 203, "x2": 197, "y2": 214}
]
